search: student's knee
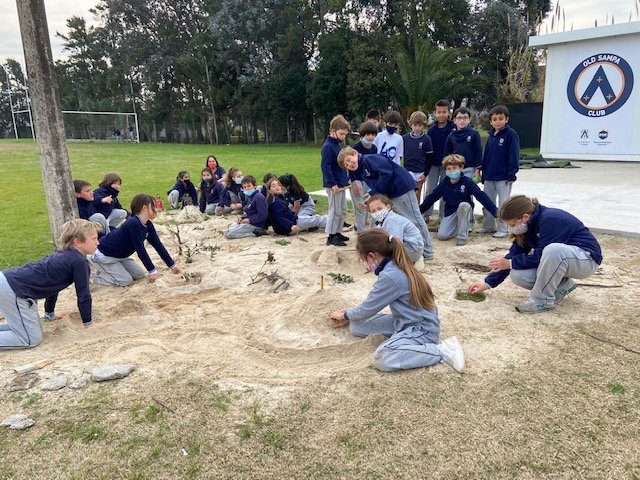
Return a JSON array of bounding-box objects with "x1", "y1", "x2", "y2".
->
[
  {"x1": 510, "y1": 269, "x2": 535, "y2": 289},
  {"x1": 541, "y1": 243, "x2": 568, "y2": 261},
  {"x1": 457, "y1": 202, "x2": 471, "y2": 213},
  {"x1": 371, "y1": 349, "x2": 397, "y2": 372},
  {"x1": 437, "y1": 231, "x2": 453, "y2": 241}
]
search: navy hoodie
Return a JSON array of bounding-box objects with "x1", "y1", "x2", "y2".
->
[
  {"x1": 321, "y1": 136, "x2": 349, "y2": 188},
  {"x1": 484, "y1": 204, "x2": 603, "y2": 288},
  {"x1": 350, "y1": 141, "x2": 377, "y2": 182},
  {"x1": 77, "y1": 197, "x2": 97, "y2": 220},
  {"x1": 268, "y1": 195, "x2": 297, "y2": 235},
  {"x1": 403, "y1": 132, "x2": 434, "y2": 175},
  {"x1": 167, "y1": 180, "x2": 198, "y2": 206},
  {"x1": 218, "y1": 182, "x2": 244, "y2": 208},
  {"x1": 427, "y1": 120, "x2": 455, "y2": 167},
  {"x1": 2, "y1": 249, "x2": 92, "y2": 324},
  {"x1": 444, "y1": 126, "x2": 483, "y2": 169},
  {"x1": 481, "y1": 124, "x2": 520, "y2": 182},
  {"x1": 211, "y1": 166, "x2": 226, "y2": 181},
  {"x1": 199, "y1": 179, "x2": 225, "y2": 212},
  {"x1": 358, "y1": 154, "x2": 417, "y2": 198},
  {"x1": 420, "y1": 176, "x2": 497, "y2": 218},
  {"x1": 93, "y1": 185, "x2": 127, "y2": 218},
  {"x1": 241, "y1": 191, "x2": 268, "y2": 229}
]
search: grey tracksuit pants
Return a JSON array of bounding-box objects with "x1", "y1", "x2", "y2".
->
[
  {"x1": 89, "y1": 213, "x2": 110, "y2": 235},
  {"x1": 437, "y1": 202, "x2": 473, "y2": 241},
  {"x1": 107, "y1": 208, "x2": 128, "y2": 228},
  {"x1": 88, "y1": 249, "x2": 146, "y2": 287},
  {"x1": 482, "y1": 180, "x2": 512, "y2": 233},
  {"x1": 227, "y1": 223, "x2": 261, "y2": 239},
  {"x1": 425, "y1": 165, "x2": 445, "y2": 218},
  {"x1": 296, "y1": 215, "x2": 327, "y2": 232},
  {"x1": 325, "y1": 188, "x2": 346, "y2": 235},
  {"x1": 0, "y1": 273, "x2": 42, "y2": 349},
  {"x1": 297, "y1": 199, "x2": 316, "y2": 217},
  {"x1": 349, "y1": 181, "x2": 370, "y2": 232},
  {"x1": 390, "y1": 191, "x2": 434, "y2": 259}
]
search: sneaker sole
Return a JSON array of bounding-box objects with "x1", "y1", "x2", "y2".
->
[{"x1": 555, "y1": 283, "x2": 578, "y2": 303}]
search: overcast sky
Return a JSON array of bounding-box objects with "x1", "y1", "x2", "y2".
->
[{"x1": 0, "y1": 0, "x2": 638, "y2": 67}]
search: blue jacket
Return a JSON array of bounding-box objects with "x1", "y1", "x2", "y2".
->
[
  {"x1": 241, "y1": 191, "x2": 268, "y2": 229},
  {"x1": 211, "y1": 166, "x2": 226, "y2": 181},
  {"x1": 350, "y1": 141, "x2": 377, "y2": 182},
  {"x1": 321, "y1": 136, "x2": 349, "y2": 188},
  {"x1": 76, "y1": 197, "x2": 96, "y2": 220},
  {"x1": 481, "y1": 124, "x2": 520, "y2": 182},
  {"x1": 444, "y1": 126, "x2": 483, "y2": 169},
  {"x1": 485, "y1": 204, "x2": 603, "y2": 288},
  {"x1": 402, "y1": 133, "x2": 433, "y2": 174},
  {"x1": 199, "y1": 179, "x2": 225, "y2": 212},
  {"x1": 427, "y1": 120, "x2": 455, "y2": 167},
  {"x1": 2, "y1": 249, "x2": 92, "y2": 324},
  {"x1": 420, "y1": 176, "x2": 497, "y2": 218},
  {"x1": 359, "y1": 154, "x2": 417, "y2": 199},
  {"x1": 98, "y1": 216, "x2": 174, "y2": 273},
  {"x1": 268, "y1": 195, "x2": 297, "y2": 235},
  {"x1": 218, "y1": 182, "x2": 244, "y2": 208},
  {"x1": 167, "y1": 180, "x2": 198, "y2": 207},
  {"x1": 93, "y1": 185, "x2": 127, "y2": 218}
]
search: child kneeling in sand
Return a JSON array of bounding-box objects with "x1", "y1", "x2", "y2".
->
[
  {"x1": 226, "y1": 176, "x2": 269, "y2": 238},
  {"x1": 328, "y1": 229, "x2": 465, "y2": 373}
]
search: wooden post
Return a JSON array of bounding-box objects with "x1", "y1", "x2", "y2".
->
[{"x1": 16, "y1": 0, "x2": 77, "y2": 250}]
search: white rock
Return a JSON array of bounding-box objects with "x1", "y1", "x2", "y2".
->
[
  {"x1": 40, "y1": 374, "x2": 68, "y2": 391},
  {"x1": 10, "y1": 418, "x2": 35, "y2": 430},
  {"x1": 68, "y1": 377, "x2": 89, "y2": 389},
  {"x1": 1, "y1": 414, "x2": 27, "y2": 427},
  {"x1": 90, "y1": 364, "x2": 135, "y2": 382}
]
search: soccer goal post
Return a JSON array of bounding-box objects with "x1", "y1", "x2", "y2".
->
[{"x1": 61, "y1": 111, "x2": 140, "y2": 142}]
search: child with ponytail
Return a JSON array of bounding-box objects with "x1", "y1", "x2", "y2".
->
[{"x1": 329, "y1": 229, "x2": 465, "y2": 373}]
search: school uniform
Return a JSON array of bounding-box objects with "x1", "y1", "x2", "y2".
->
[
  {"x1": 345, "y1": 258, "x2": 441, "y2": 372},
  {"x1": 227, "y1": 191, "x2": 269, "y2": 238},
  {"x1": 420, "y1": 176, "x2": 497, "y2": 242},
  {"x1": 216, "y1": 182, "x2": 244, "y2": 215},
  {"x1": 286, "y1": 190, "x2": 316, "y2": 217},
  {"x1": 348, "y1": 141, "x2": 377, "y2": 232},
  {"x1": 211, "y1": 166, "x2": 226, "y2": 181},
  {"x1": 321, "y1": 136, "x2": 349, "y2": 235},
  {"x1": 373, "y1": 129, "x2": 404, "y2": 165},
  {"x1": 426, "y1": 120, "x2": 455, "y2": 217},
  {"x1": 480, "y1": 124, "x2": 520, "y2": 233},
  {"x1": 199, "y1": 179, "x2": 225, "y2": 214},
  {"x1": 268, "y1": 196, "x2": 327, "y2": 236},
  {"x1": 402, "y1": 132, "x2": 433, "y2": 181},
  {"x1": 444, "y1": 126, "x2": 483, "y2": 177},
  {"x1": 89, "y1": 216, "x2": 175, "y2": 287},
  {"x1": 93, "y1": 185, "x2": 128, "y2": 228},
  {"x1": 374, "y1": 211, "x2": 424, "y2": 263},
  {"x1": 77, "y1": 197, "x2": 109, "y2": 235},
  {"x1": 167, "y1": 180, "x2": 198, "y2": 209},
  {"x1": 484, "y1": 204, "x2": 602, "y2": 305},
  {"x1": 0, "y1": 249, "x2": 92, "y2": 349}
]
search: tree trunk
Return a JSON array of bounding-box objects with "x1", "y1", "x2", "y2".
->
[
  {"x1": 286, "y1": 118, "x2": 291, "y2": 144},
  {"x1": 223, "y1": 116, "x2": 230, "y2": 144}
]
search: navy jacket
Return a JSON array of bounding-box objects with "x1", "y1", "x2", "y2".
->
[
  {"x1": 358, "y1": 154, "x2": 417, "y2": 198},
  {"x1": 98, "y1": 216, "x2": 174, "y2": 273},
  {"x1": 485, "y1": 204, "x2": 603, "y2": 288},
  {"x1": 427, "y1": 120, "x2": 455, "y2": 167},
  {"x1": 268, "y1": 195, "x2": 297, "y2": 235},
  {"x1": 350, "y1": 140, "x2": 377, "y2": 182},
  {"x1": 241, "y1": 191, "x2": 268, "y2": 229},
  {"x1": 93, "y1": 185, "x2": 126, "y2": 218},
  {"x1": 77, "y1": 197, "x2": 96, "y2": 220},
  {"x1": 286, "y1": 190, "x2": 310, "y2": 206},
  {"x1": 420, "y1": 176, "x2": 497, "y2": 218},
  {"x1": 2, "y1": 249, "x2": 92, "y2": 324},
  {"x1": 481, "y1": 124, "x2": 520, "y2": 182},
  {"x1": 444, "y1": 126, "x2": 483, "y2": 169},
  {"x1": 211, "y1": 166, "x2": 226, "y2": 181},
  {"x1": 218, "y1": 182, "x2": 243, "y2": 208},
  {"x1": 199, "y1": 179, "x2": 225, "y2": 212},
  {"x1": 167, "y1": 180, "x2": 198, "y2": 207},
  {"x1": 403, "y1": 133, "x2": 434, "y2": 175},
  {"x1": 321, "y1": 136, "x2": 349, "y2": 188}
]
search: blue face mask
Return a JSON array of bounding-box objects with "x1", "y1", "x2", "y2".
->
[
  {"x1": 361, "y1": 137, "x2": 374, "y2": 146},
  {"x1": 243, "y1": 189, "x2": 255, "y2": 196},
  {"x1": 235, "y1": 177, "x2": 243, "y2": 185},
  {"x1": 385, "y1": 125, "x2": 397, "y2": 134},
  {"x1": 446, "y1": 171, "x2": 461, "y2": 179}
]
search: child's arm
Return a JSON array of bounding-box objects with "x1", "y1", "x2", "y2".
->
[
  {"x1": 146, "y1": 223, "x2": 178, "y2": 272},
  {"x1": 444, "y1": 135, "x2": 453, "y2": 157},
  {"x1": 473, "y1": 131, "x2": 483, "y2": 171},
  {"x1": 482, "y1": 242, "x2": 530, "y2": 288},
  {"x1": 320, "y1": 146, "x2": 337, "y2": 189},
  {"x1": 397, "y1": 135, "x2": 404, "y2": 164},
  {"x1": 344, "y1": 273, "x2": 400, "y2": 323},
  {"x1": 422, "y1": 137, "x2": 433, "y2": 179},
  {"x1": 198, "y1": 187, "x2": 206, "y2": 213},
  {"x1": 368, "y1": 157, "x2": 394, "y2": 196},
  {"x1": 72, "y1": 260, "x2": 93, "y2": 326},
  {"x1": 419, "y1": 183, "x2": 443, "y2": 214},
  {"x1": 507, "y1": 132, "x2": 520, "y2": 184}
]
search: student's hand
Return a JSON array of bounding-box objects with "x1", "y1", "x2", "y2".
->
[
  {"x1": 329, "y1": 311, "x2": 349, "y2": 328},
  {"x1": 232, "y1": 203, "x2": 242, "y2": 210},
  {"x1": 353, "y1": 183, "x2": 361, "y2": 197},
  {"x1": 101, "y1": 195, "x2": 113, "y2": 204},
  {"x1": 291, "y1": 225, "x2": 300, "y2": 233},
  {"x1": 508, "y1": 181, "x2": 514, "y2": 186},
  {"x1": 148, "y1": 273, "x2": 160, "y2": 282},
  {"x1": 357, "y1": 202, "x2": 366, "y2": 211},
  {"x1": 331, "y1": 185, "x2": 339, "y2": 194},
  {"x1": 489, "y1": 257, "x2": 510, "y2": 272},
  {"x1": 236, "y1": 217, "x2": 242, "y2": 224},
  {"x1": 363, "y1": 193, "x2": 371, "y2": 203},
  {"x1": 44, "y1": 311, "x2": 69, "y2": 321},
  {"x1": 418, "y1": 175, "x2": 426, "y2": 183},
  {"x1": 241, "y1": 218, "x2": 250, "y2": 224},
  {"x1": 474, "y1": 169, "x2": 481, "y2": 180},
  {"x1": 467, "y1": 283, "x2": 489, "y2": 294},
  {"x1": 171, "y1": 266, "x2": 181, "y2": 274}
]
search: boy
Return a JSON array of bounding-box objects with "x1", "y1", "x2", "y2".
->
[
  {"x1": 426, "y1": 100, "x2": 455, "y2": 220},
  {"x1": 349, "y1": 121, "x2": 378, "y2": 233},
  {"x1": 478, "y1": 105, "x2": 520, "y2": 238},
  {"x1": 373, "y1": 110, "x2": 404, "y2": 165},
  {"x1": 321, "y1": 115, "x2": 350, "y2": 247},
  {"x1": 74, "y1": 179, "x2": 109, "y2": 235},
  {"x1": 419, "y1": 154, "x2": 497, "y2": 246},
  {"x1": 403, "y1": 111, "x2": 433, "y2": 201},
  {"x1": 366, "y1": 109, "x2": 383, "y2": 132},
  {"x1": 227, "y1": 176, "x2": 269, "y2": 238},
  {"x1": 444, "y1": 106, "x2": 482, "y2": 180},
  {"x1": 93, "y1": 173, "x2": 129, "y2": 228}
]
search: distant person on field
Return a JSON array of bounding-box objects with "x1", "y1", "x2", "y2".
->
[
  {"x1": 403, "y1": 111, "x2": 433, "y2": 202},
  {"x1": 92, "y1": 173, "x2": 129, "y2": 229},
  {"x1": 373, "y1": 110, "x2": 404, "y2": 165},
  {"x1": 444, "y1": 106, "x2": 482, "y2": 180},
  {"x1": 426, "y1": 99, "x2": 455, "y2": 221}
]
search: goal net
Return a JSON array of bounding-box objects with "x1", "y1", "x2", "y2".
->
[{"x1": 61, "y1": 111, "x2": 139, "y2": 142}]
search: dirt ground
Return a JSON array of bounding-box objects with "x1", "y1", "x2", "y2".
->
[{"x1": 1, "y1": 208, "x2": 639, "y2": 479}]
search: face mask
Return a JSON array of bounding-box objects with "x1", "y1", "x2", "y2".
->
[
  {"x1": 361, "y1": 137, "x2": 374, "y2": 146},
  {"x1": 385, "y1": 125, "x2": 397, "y2": 134},
  {"x1": 371, "y1": 209, "x2": 389, "y2": 224},
  {"x1": 243, "y1": 189, "x2": 255, "y2": 196},
  {"x1": 508, "y1": 222, "x2": 529, "y2": 235},
  {"x1": 235, "y1": 177, "x2": 243, "y2": 185},
  {"x1": 203, "y1": 178, "x2": 212, "y2": 184},
  {"x1": 446, "y1": 171, "x2": 461, "y2": 179},
  {"x1": 362, "y1": 257, "x2": 379, "y2": 272}
]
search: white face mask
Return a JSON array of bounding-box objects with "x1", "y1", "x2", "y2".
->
[
  {"x1": 371, "y1": 209, "x2": 390, "y2": 224},
  {"x1": 508, "y1": 222, "x2": 528, "y2": 235}
]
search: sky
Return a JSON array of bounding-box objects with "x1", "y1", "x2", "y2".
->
[{"x1": 0, "y1": 0, "x2": 638, "y2": 67}]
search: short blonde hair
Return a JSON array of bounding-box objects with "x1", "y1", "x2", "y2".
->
[
  {"x1": 442, "y1": 154, "x2": 465, "y2": 168},
  {"x1": 409, "y1": 111, "x2": 428, "y2": 125},
  {"x1": 329, "y1": 115, "x2": 350, "y2": 132},
  {"x1": 337, "y1": 146, "x2": 358, "y2": 168},
  {"x1": 59, "y1": 219, "x2": 98, "y2": 250}
]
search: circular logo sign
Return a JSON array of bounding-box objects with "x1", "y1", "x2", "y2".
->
[{"x1": 566, "y1": 53, "x2": 634, "y2": 117}]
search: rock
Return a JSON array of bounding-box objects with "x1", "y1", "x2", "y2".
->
[
  {"x1": 1, "y1": 414, "x2": 35, "y2": 430},
  {"x1": 10, "y1": 418, "x2": 35, "y2": 430},
  {"x1": 40, "y1": 374, "x2": 68, "y2": 391},
  {"x1": 8, "y1": 372, "x2": 40, "y2": 392},
  {"x1": 90, "y1": 364, "x2": 135, "y2": 382},
  {"x1": 68, "y1": 377, "x2": 89, "y2": 389}
]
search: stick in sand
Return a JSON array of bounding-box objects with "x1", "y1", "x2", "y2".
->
[{"x1": 13, "y1": 359, "x2": 54, "y2": 374}]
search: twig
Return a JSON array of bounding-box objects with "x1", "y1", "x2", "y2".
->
[
  {"x1": 576, "y1": 283, "x2": 623, "y2": 288},
  {"x1": 152, "y1": 396, "x2": 176, "y2": 413},
  {"x1": 584, "y1": 333, "x2": 640, "y2": 355}
]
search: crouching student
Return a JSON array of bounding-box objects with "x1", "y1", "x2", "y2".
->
[
  {"x1": 93, "y1": 173, "x2": 129, "y2": 228},
  {"x1": 266, "y1": 178, "x2": 327, "y2": 235},
  {"x1": 278, "y1": 173, "x2": 316, "y2": 216},
  {"x1": 226, "y1": 176, "x2": 269, "y2": 238},
  {"x1": 1, "y1": 220, "x2": 107, "y2": 350},
  {"x1": 199, "y1": 167, "x2": 225, "y2": 214},
  {"x1": 74, "y1": 179, "x2": 109, "y2": 235},
  {"x1": 89, "y1": 194, "x2": 181, "y2": 286},
  {"x1": 420, "y1": 154, "x2": 498, "y2": 246},
  {"x1": 328, "y1": 229, "x2": 465, "y2": 373},
  {"x1": 168, "y1": 171, "x2": 198, "y2": 209},
  {"x1": 467, "y1": 195, "x2": 602, "y2": 313},
  {"x1": 368, "y1": 195, "x2": 423, "y2": 263},
  {"x1": 216, "y1": 167, "x2": 245, "y2": 215}
]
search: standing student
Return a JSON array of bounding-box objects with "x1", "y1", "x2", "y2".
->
[
  {"x1": 167, "y1": 171, "x2": 198, "y2": 209},
  {"x1": 477, "y1": 104, "x2": 521, "y2": 238},
  {"x1": 321, "y1": 115, "x2": 350, "y2": 247},
  {"x1": 366, "y1": 108, "x2": 383, "y2": 132},
  {"x1": 338, "y1": 147, "x2": 434, "y2": 261},
  {"x1": 328, "y1": 229, "x2": 465, "y2": 373},
  {"x1": 265, "y1": 178, "x2": 327, "y2": 235},
  {"x1": 226, "y1": 176, "x2": 269, "y2": 238},
  {"x1": 199, "y1": 167, "x2": 225, "y2": 214},
  {"x1": 93, "y1": 173, "x2": 129, "y2": 228},
  {"x1": 278, "y1": 174, "x2": 315, "y2": 216},
  {"x1": 89, "y1": 194, "x2": 181, "y2": 287},
  {"x1": 467, "y1": 195, "x2": 602, "y2": 313},
  {"x1": 368, "y1": 195, "x2": 423, "y2": 263},
  {"x1": 206, "y1": 155, "x2": 226, "y2": 181},
  {"x1": 74, "y1": 179, "x2": 109, "y2": 235},
  {"x1": 349, "y1": 121, "x2": 378, "y2": 232},
  {"x1": 426, "y1": 100, "x2": 455, "y2": 220},
  {"x1": 216, "y1": 168, "x2": 245, "y2": 215},
  {"x1": 373, "y1": 110, "x2": 404, "y2": 165},
  {"x1": 1, "y1": 220, "x2": 106, "y2": 350},
  {"x1": 444, "y1": 106, "x2": 482, "y2": 180},
  {"x1": 403, "y1": 111, "x2": 433, "y2": 201}
]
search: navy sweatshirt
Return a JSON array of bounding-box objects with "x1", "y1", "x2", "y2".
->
[
  {"x1": 403, "y1": 133, "x2": 434, "y2": 174},
  {"x1": 167, "y1": 180, "x2": 198, "y2": 207},
  {"x1": 2, "y1": 249, "x2": 92, "y2": 324},
  {"x1": 199, "y1": 179, "x2": 225, "y2": 212},
  {"x1": 93, "y1": 185, "x2": 126, "y2": 218},
  {"x1": 350, "y1": 141, "x2": 377, "y2": 182},
  {"x1": 481, "y1": 124, "x2": 520, "y2": 182},
  {"x1": 321, "y1": 136, "x2": 349, "y2": 188},
  {"x1": 218, "y1": 182, "x2": 243, "y2": 208},
  {"x1": 420, "y1": 176, "x2": 497, "y2": 218},
  {"x1": 286, "y1": 190, "x2": 310, "y2": 206},
  {"x1": 268, "y1": 195, "x2": 297, "y2": 235},
  {"x1": 211, "y1": 166, "x2": 226, "y2": 181},
  {"x1": 98, "y1": 216, "x2": 174, "y2": 274},
  {"x1": 444, "y1": 126, "x2": 483, "y2": 169},
  {"x1": 427, "y1": 120, "x2": 455, "y2": 167},
  {"x1": 484, "y1": 204, "x2": 603, "y2": 288},
  {"x1": 77, "y1": 197, "x2": 96, "y2": 220},
  {"x1": 241, "y1": 191, "x2": 268, "y2": 229},
  {"x1": 358, "y1": 154, "x2": 417, "y2": 198}
]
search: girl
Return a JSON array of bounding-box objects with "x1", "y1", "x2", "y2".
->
[
  {"x1": 206, "y1": 155, "x2": 226, "y2": 181},
  {"x1": 93, "y1": 172, "x2": 129, "y2": 228},
  {"x1": 278, "y1": 173, "x2": 315, "y2": 216},
  {"x1": 328, "y1": 229, "x2": 465, "y2": 373},
  {"x1": 266, "y1": 178, "x2": 327, "y2": 235},
  {"x1": 216, "y1": 167, "x2": 244, "y2": 215},
  {"x1": 260, "y1": 172, "x2": 277, "y2": 197},
  {"x1": 199, "y1": 167, "x2": 225, "y2": 214},
  {"x1": 368, "y1": 194, "x2": 423, "y2": 263},
  {"x1": 1, "y1": 220, "x2": 107, "y2": 349},
  {"x1": 467, "y1": 195, "x2": 602, "y2": 313},
  {"x1": 89, "y1": 194, "x2": 181, "y2": 287},
  {"x1": 167, "y1": 171, "x2": 198, "y2": 209}
]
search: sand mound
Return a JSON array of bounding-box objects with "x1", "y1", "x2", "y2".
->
[{"x1": 175, "y1": 205, "x2": 205, "y2": 223}]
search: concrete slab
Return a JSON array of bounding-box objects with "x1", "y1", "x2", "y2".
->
[{"x1": 310, "y1": 161, "x2": 640, "y2": 236}]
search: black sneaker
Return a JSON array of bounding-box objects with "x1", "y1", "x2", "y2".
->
[
  {"x1": 335, "y1": 232, "x2": 349, "y2": 241},
  {"x1": 343, "y1": 222, "x2": 352, "y2": 228},
  {"x1": 330, "y1": 236, "x2": 347, "y2": 247},
  {"x1": 253, "y1": 228, "x2": 269, "y2": 237},
  {"x1": 307, "y1": 227, "x2": 319, "y2": 233},
  {"x1": 326, "y1": 234, "x2": 335, "y2": 246}
]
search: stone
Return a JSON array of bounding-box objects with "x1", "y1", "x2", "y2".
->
[
  {"x1": 40, "y1": 374, "x2": 68, "y2": 391},
  {"x1": 1, "y1": 414, "x2": 35, "y2": 430},
  {"x1": 8, "y1": 372, "x2": 40, "y2": 392},
  {"x1": 90, "y1": 364, "x2": 135, "y2": 382},
  {"x1": 10, "y1": 418, "x2": 35, "y2": 430},
  {"x1": 68, "y1": 377, "x2": 89, "y2": 389}
]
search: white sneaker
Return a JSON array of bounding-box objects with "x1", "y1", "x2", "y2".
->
[
  {"x1": 492, "y1": 231, "x2": 509, "y2": 238},
  {"x1": 440, "y1": 336, "x2": 466, "y2": 373}
]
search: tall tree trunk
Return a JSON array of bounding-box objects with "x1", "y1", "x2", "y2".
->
[
  {"x1": 223, "y1": 116, "x2": 230, "y2": 144},
  {"x1": 286, "y1": 118, "x2": 291, "y2": 144}
]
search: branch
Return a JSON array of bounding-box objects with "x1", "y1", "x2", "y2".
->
[{"x1": 584, "y1": 333, "x2": 640, "y2": 355}]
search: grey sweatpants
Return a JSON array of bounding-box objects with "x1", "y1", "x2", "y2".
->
[
  {"x1": 425, "y1": 165, "x2": 445, "y2": 218},
  {"x1": 350, "y1": 313, "x2": 441, "y2": 372},
  {"x1": 168, "y1": 189, "x2": 181, "y2": 209},
  {"x1": 88, "y1": 249, "x2": 146, "y2": 287},
  {"x1": 203, "y1": 203, "x2": 217, "y2": 215},
  {"x1": 482, "y1": 180, "x2": 512, "y2": 233},
  {"x1": 296, "y1": 215, "x2": 327, "y2": 232},
  {"x1": 325, "y1": 188, "x2": 346, "y2": 235},
  {"x1": 297, "y1": 199, "x2": 316, "y2": 217},
  {"x1": 227, "y1": 223, "x2": 261, "y2": 239},
  {"x1": 0, "y1": 273, "x2": 42, "y2": 349},
  {"x1": 349, "y1": 181, "x2": 370, "y2": 232},
  {"x1": 89, "y1": 213, "x2": 110, "y2": 235},
  {"x1": 216, "y1": 191, "x2": 242, "y2": 215},
  {"x1": 107, "y1": 208, "x2": 128, "y2": 228},
  {"x1": 390, "y1": 191, "x2": 434, "y2": 259},
  {"x1": 437, "y1": 202, "x2": 473, "y2": 241},
  {"x1": 509, "y1": 243, "x2": 599, "y2": 304}
]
